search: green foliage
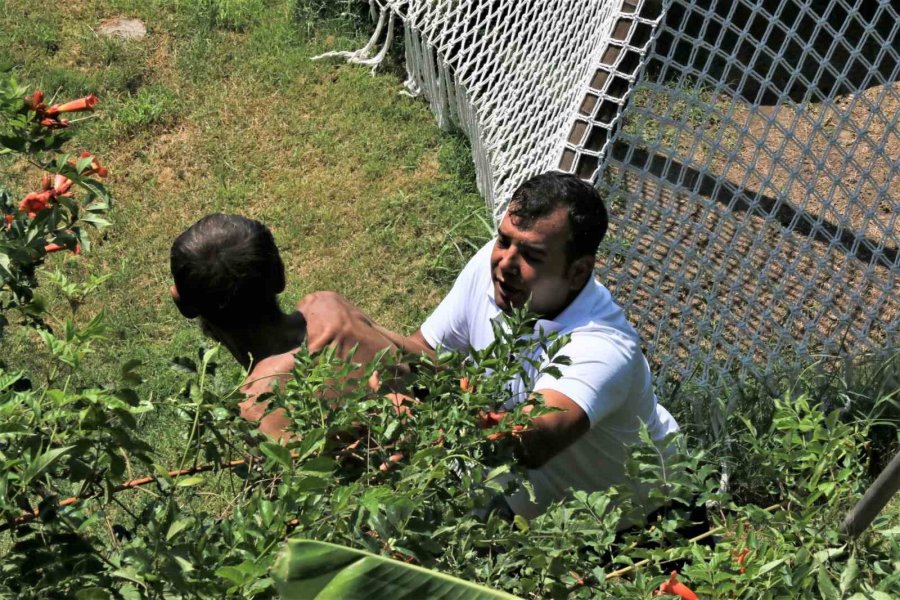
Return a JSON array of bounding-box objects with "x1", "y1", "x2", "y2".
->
[
  {"x1": 274, "y1": 538, "x2": 519, "y2": 599},
  {"x1": 0, "y1": 76, "x2": 112, "y2": 334},
  {"x1": 1, "y1": 297, "x2": 896, "y2": 597}
]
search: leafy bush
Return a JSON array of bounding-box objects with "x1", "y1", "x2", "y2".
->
[
  {"x1": 0, "y1": 77, "x2": 111, "y2": 334},
  {"x1": 1, "y1": 303, "x2": 897, "y2": 597}
]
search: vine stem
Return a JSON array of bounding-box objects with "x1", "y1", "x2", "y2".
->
[
  {"x1": 0, "y1": 457, "x2": 254, "y2": 532},
  {"x1": 177, "y1": 348, "x2": 215, "y2": 474},
  {"x1": 602, "y1": 502, "x2": 782, "y2": 581}
]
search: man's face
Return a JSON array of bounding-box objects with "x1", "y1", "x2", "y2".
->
[{"x1": 490, "y1": 205, "x2": 589, "y2": 317}]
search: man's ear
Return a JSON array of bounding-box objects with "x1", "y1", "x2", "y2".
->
[
  {"x1": 567, "y1": 256, "x2": 595, "y2": 290},
  {"x1": 170, "y1": 285, "x2": 200, "y2": 319}
]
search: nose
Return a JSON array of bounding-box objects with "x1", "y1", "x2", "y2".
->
[{"x1": 498, "y1": 245, "x2": 520, "y2": 275}]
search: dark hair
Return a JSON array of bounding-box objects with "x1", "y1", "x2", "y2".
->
[
  {"x1": 170, "y1": 214, "x2": 285, "y2": 324},
  {"x1": 508, "y1": 171, "x2": 608, "y2": 262}
]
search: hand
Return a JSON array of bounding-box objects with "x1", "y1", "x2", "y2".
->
[
  {"x1": 297, "y1": 291, "x2": 397, "y2": 364},
  {"x1": 478, "y1": 410, "x2": 525, "y2": 441}
]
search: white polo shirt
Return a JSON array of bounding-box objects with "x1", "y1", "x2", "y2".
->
[{"x1": 421, "y1": 241, "x2": 679, "y2": 518}]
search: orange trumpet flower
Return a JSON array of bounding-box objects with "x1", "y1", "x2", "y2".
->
[
  {"x1": 44, "y1": 94, "x2": 99, "y2": 116},
  {"x1": 39, "y1": 117, "x2": 70, "y2": 129},
  {"x1": 53, "y1": 174, "x2": 74, "y2": 196},
  {"x1": 69, "y1": 151, "x2": 109, "y2": 178},
  {"x1": 44, "y1": 242, "x2": 81, "y2": 255},
  {"x1": 19, "y1": 190, "x2": 53, "y2": 218},
  {"x1": 655, "y1": 571, "x2": 699, "y2": 600},
  {"x1": 24, "y1": 90, "x2": 45, "y2": 111},
  {"x1": 735, "y1": 548, "x2": 750, "y2": 574}
]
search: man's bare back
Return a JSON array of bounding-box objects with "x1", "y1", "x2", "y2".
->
[{"x1": 238, "y1": 292, "x2": 399, "y2": 439}]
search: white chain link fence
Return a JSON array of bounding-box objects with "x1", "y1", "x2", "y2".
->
[{"x1": 326, "y1": 0, "x2": 898, "y2": 395}]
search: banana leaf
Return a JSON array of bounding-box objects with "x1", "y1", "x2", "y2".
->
[{"x1": 273, "y1": 538, "x2": 521, "y2": 600}]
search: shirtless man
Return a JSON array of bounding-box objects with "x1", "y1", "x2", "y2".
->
[{"x1": 169, "y1": 213, "x2": 396, "y2": 439}]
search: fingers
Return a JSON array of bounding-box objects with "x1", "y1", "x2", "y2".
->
[
  {"x1": 478, "y1": 410, "x2": 507, "y2": 429},
  {"x1": 387, "y1": 392, "x2": 418, "y2": 416},
  {"x1": 368, "y1": 370, "x2": 381, "y2": 392},
  {"x1": 379, "y1": 451, "x2": 405, "y2": 472}
]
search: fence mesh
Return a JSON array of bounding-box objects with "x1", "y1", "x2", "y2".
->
[{"x1": 343, "y1": 0, "x2": 899, "y2": 392}]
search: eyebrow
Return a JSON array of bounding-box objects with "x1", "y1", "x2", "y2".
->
[{"x1": 497, "y1": 226, "x2": 548, "y2": 255}]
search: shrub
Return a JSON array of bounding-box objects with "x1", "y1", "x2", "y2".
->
[
  {"x1": 1, "y1": 306, "x2": 897, "y2": 597},
  {"x1": 0, "y1": 77, "x2": 111, "y2": 334}
]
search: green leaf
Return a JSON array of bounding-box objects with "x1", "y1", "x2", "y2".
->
[
  {"x1": 166, "y1": 519, "x2": 193, "y2": 541},
  {"x1": 174, "y1": 555, "x2": 195, "y2": 572},
  {"x1": 814, "y1": 545, "x2": 847, "y2": 565},
  {"x1": 757, "y1": 558, "x2": 786, "y2": 576},
  {"x1": 175, "y1": 475, "x2": 204, "y2": 487},
  {"x1": 273, "y1": 539, "x2": 520, "y2": 599},
  {"x1": 21, "y1": 445, "x2": 74, "y2": 486},
  {"x1": 840, "y1": 553, "x2": 858, "y2": 594},
  {"x1": 217, "y1": 565, "x2": 247, "y2": 586},
  {"x1": 76, "y1": 155, "x2": 94, "y2": 174},
  {"x1": 817, "y1": 565, "x2": 840, "y2": 600},
  {"x1": 485, "y1": 464, "x2": 511, "y2": 483},
  {"x1": 261, "y1": 442, "x2": 293, "y2": 469},
  {"x1": 78, "y1": 212, "x2": 111, "y2": 228},
  {"x1": 75, "y1": 588, "x2": 113, "y2": 600},
  {"x1": 513, "y1": 515, "x2": 530, "y2": 533}
]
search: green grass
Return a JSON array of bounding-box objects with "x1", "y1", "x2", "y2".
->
[{"x1": 0, "y1": 0, "x2": 489, "y2": 455}]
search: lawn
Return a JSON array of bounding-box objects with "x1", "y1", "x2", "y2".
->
[{"x1": 0, "y1": 0, "x2": 490, "y2": 393}]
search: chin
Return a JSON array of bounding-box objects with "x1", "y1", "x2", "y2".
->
[{"x1": 493, "y1": 294, "x2": 509, "y2": 312}]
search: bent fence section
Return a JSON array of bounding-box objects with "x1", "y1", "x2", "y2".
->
[{"x1": 362, "y1": 0, "x2": 898, "y2": 398}]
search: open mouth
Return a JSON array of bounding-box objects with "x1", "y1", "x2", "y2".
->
[{"x1": 495, "y1": 277, "x2": 525, "y2": 304}]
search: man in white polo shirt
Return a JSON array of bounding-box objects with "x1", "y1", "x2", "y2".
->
[
  {"x1": 304, "y1": 171, "x2": 678, "y2": 518},
  {"x1": 419, "y1": 171, "x2": 679, "y2": 517}
]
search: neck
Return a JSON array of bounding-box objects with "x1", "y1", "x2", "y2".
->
[
  {"x1": 543, "y1": 276, "x2": 589, "y2": 321},
  {"x1": 203, "y1": 309, "x2": 307, "y2": 369}
]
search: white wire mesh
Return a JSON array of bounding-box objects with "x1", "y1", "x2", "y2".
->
[
  {"x1": 352, "y1": 0, "x2": 898, "y2": 392},
  {"x1": 382, "y1": 0, "x2": 628, "y2": 213},
  {"x1": 593, "y1": 0, "x2": 899, "y2": 392}
]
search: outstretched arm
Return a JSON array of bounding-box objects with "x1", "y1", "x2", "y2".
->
[
  {"x1": 486, "y1": 389, "x2": 590, "y2": 469},
  {"x1": 298, "y1": 291, "x2": 433, "y2": 360},
  {"x1": 374, "y1": 327, "x2": 434, "y2": 359}
]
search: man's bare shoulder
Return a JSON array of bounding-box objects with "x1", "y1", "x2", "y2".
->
[
  {"x1": 240, "y1": 351, "x2": 298, "y2": 400},
  {"x1": 295, "y1": 291, "x2": 395, "y2": 363}
]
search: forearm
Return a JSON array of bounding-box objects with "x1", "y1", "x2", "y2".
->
[
  {"x1": 483, "y1": 390, "x2": 590, "y2": 469},
  {"x1": 374, "y1": 326, "x2": 434, "y2": 359}
]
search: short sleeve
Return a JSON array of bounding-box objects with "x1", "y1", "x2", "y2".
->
[
  {"x1": 420, "y1": 241, "x2": 492, "y2": 352},
  {"x1": 531, "y1": 330, "x2": 637, "y2": 427}
]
